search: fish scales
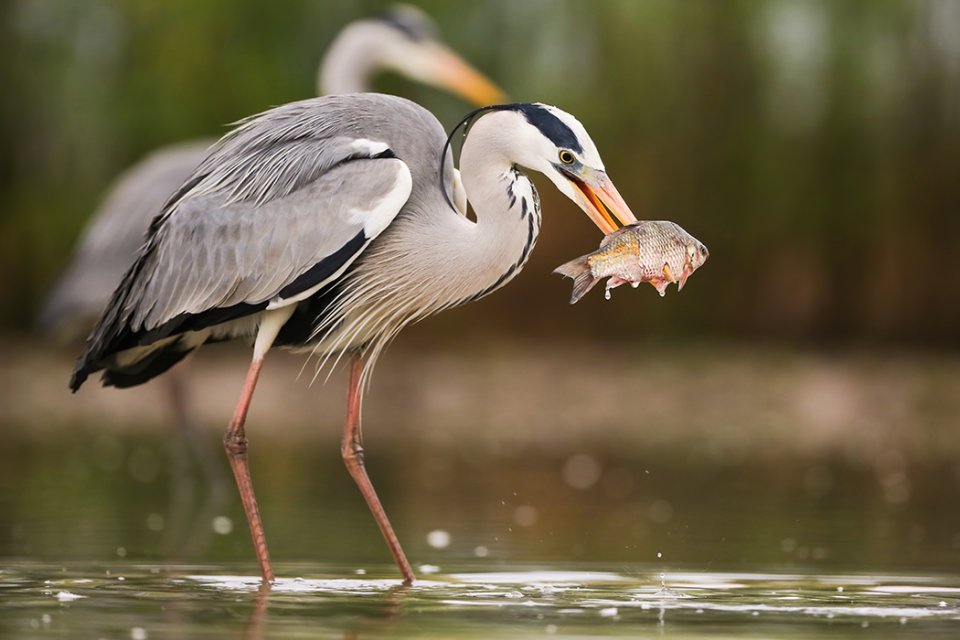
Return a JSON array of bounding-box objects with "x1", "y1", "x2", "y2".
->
[{"x1": 554, "y1": 220, "x2": 708, "y2": 304}]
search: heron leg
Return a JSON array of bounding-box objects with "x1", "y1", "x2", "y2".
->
[
  {"x1": 224, "y1": 355, "x2": 274, "y2": 583},
  {"x1": 221, "y1": 307, "x2": 293, "y2": 584},
  {"x1": 342, "y1": 355, "x2": 415, "y2": 585}
]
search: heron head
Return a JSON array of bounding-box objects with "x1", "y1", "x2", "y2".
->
[
  {"x1": 473, "y1": 104, "x2": 638, "y2": 234},
  {"x1": 323, "y1": 5, "x2": 505, "y2": 106}
]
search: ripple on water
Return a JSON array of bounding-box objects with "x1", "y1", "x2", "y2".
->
[
  {"x1": 186, "y1": 568, "x2": 960, "y2": 622},
  {"x1": 4, "y1": 564, "x2": 960, "y2": 638}
]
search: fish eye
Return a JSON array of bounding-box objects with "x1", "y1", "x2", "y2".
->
[
  {"x1": 699, "y1": 245, "x2": 709, "y2": 257},
  {"x1": 558, "y1": 150, "x2": 576, "y2": 165}
]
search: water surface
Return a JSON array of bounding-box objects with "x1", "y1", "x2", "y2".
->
[
  {"x1": 3, "y1": 563, "x2": 960, "y2": 638},
  {"x1": 3, "y1": 400, "x2": 959, "y2": 637}
]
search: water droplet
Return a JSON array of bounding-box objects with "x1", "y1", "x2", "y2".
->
[
  {"x1": 426, "y1": 530, "x2": 451, "y2": 549},
  {"x1": 562, "y1": 454, "x2": 602, "y2": 490},
  {"x1": 474, "y1": 545, "x2": 489, "y2": 558},
  {"x1": 836, "y1": 586, "x2": 844, "y2": 593},
  {"x1": 657, "y1": 552, "x2": 662, "y2": 559},
  {"x1": 212, "y1": 516, "x2": 233, "y2": 535},
  {"x1": 604, "y1": 289, "x2": 611, "y2": 301},
  {"x1": 146, "y1": 513, "x2": 164, "y2": 532},
  {"x1": 513, "y1": 505, "x2": 538, "y2": 527}
]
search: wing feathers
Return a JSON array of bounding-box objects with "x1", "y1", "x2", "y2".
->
[{"x1": 73, "y1": 99, "x2": 416, "y2": 390}]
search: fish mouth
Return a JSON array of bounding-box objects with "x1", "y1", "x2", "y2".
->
[
  {"x1": 567, "y1": 170, "x2": 638, "y2": 234},
  {"x1": 677, "y1": 250, "x2": 705, "y2": 291}
]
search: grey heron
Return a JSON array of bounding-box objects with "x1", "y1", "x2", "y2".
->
[
  {"x1": 39, "y1": 5, "x2": 503, "y2": 339},
  {"x1": 70, "y1": 94, "x2": 638, "y2": 585}
]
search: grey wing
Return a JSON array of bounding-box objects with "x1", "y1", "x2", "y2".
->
[
  {"x1": 131, "y1": 153, "x2": 411, "y2": 336},
  {"x1": 71, "y1": 96, "x2": 421, "y2": 391},
  {"x1": 38, "y1": 140, "x2": 212, "y2": 339}
]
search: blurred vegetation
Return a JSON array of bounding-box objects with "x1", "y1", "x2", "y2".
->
[{"x1": 1, "y1": 0, "x2": 958, "y2": 345}]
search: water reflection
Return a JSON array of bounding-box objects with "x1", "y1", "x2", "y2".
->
[{"x1": 4, "y1": 433, "x2": 960, "y2": 573}]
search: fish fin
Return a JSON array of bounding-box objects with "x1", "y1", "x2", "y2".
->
[
  {"x1": 662, "y1": 263, "x2": 677, "y2": 284},
  {"x1": 553, "y1": 256, "x2": 598, "y2": 304}
]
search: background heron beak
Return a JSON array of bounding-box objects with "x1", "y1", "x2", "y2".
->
[
  {"x1": 570, "y1": 169, "x2": 639, "y2": 234},
  {"x1": 421, "y1": 43, "x2": 507, "y2": 106}
]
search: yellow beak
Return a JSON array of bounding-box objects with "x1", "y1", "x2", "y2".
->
[
  {"x1": 422, "y1": 43, "x2": 506, "y2": 107},
  {"x1": 569, "y1": 169, "x2": 638, "y2": 234}
]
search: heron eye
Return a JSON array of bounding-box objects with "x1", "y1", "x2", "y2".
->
[{"x1": 559, "y1": 150, "x2": 576, "y2": 165}]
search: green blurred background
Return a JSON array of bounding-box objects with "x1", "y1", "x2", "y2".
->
[{"x1": 2, "y1": 0, "x2": 958, "y2": 344}]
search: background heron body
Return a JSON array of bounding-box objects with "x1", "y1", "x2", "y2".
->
[
  {"x1": 38, "y1": 141, "x2": 211, "y2": 339},
  {"x1": 70, "y1": 93, "x2": 637, "y2": 584}
]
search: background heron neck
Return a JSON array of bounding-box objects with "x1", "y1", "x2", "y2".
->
[{"x1": 318, "y1": 24, "x2": 380, "y2": 95}]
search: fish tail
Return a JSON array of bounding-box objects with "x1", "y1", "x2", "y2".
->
[{"x1": 553, "y1": 256, "x2": 598, "y2": 304}]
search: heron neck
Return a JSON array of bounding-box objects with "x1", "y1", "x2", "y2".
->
[
  {"x1": 456, "y1": 125, "x2": 541, "y2": 297},
  {"x1": 318, "y1": 24, "x2": 380, "y2": 95}
]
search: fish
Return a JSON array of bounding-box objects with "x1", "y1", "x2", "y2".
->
[{"x1": 554, "y1": 220, "x2": 709, "y2": 304}]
